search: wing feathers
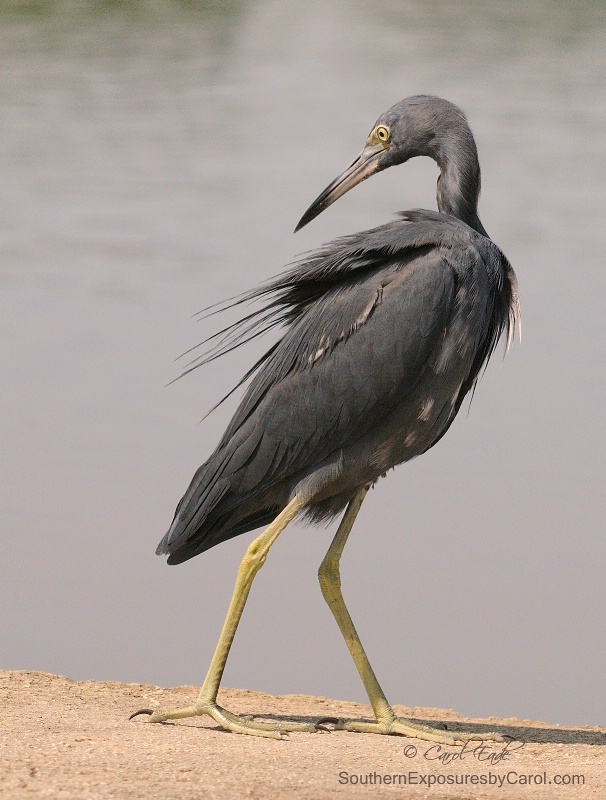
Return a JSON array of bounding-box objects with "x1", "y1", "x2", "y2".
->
[{"x1": 159, "y1": 211, "x2": 516, "y2": 559}]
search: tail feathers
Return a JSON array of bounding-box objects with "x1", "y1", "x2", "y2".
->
[
  {"x1": 156, "y1": 424, "x2": 289, "y2": 563},
  {"x1": 156, "y1": 467, "x2": 229, "y2": 557},
  {"x1": 164, "y1": 508, "x2": 277, "y2": 565}
]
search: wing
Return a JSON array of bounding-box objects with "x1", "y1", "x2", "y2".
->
[
  {"x1": 161, "y1": 247, "x2": 455, "y2": 557},
  {"x1": 160, "y1": 213, "x2": 517, "y2": 560},
  {"x1": 223, "y1": 248, "x2": 455, "y2": 466}
]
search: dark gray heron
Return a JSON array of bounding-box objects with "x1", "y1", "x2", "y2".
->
[{"x1": 132, "y1": 95, "x2": 519, "y2": 742}]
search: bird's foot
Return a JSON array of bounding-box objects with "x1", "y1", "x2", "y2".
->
[
  {"x1": 129, "y1": 702, "x2": 502, "y2": 744},
  {"x1": 321, "y1": 715, "x2": 504, "y2": 745},
  {"x1": 129, "y1": 699, "x2": 323, "y2": 739}
]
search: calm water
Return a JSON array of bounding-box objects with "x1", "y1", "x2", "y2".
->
[{"x1": 2, "y1": 1, "x2": 605, "y2": 726}]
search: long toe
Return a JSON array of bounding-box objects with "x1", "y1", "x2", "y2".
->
[
  {"x1": 334, "y1": 716, "x2": 504, "y2": 745},
  {"x1": 129, "y1": 700, "x2": 320, "y2": 739}
]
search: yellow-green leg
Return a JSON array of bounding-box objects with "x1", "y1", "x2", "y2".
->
[
  {"x1": 317, "y1": 487, "x2": 503, "y2": 745},
  {"x1": 131, "y1": 495, "x2": 319, "y2": 738}
]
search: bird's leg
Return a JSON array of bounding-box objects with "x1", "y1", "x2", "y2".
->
[
  {"x1": 131, "y1": 495, "x2": 320, "y2": 738},
  {"x1": 317, "y1": 488, "x2": 503, "y2": 745}
]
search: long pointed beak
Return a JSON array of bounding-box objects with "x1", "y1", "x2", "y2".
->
[{"x1": 294, "y1": 142, "x2": 385, "y2": 232}]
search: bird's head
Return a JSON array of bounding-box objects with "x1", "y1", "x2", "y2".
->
[{"x1": 295, "y1": 95, "x2": 468, "y2": 232}]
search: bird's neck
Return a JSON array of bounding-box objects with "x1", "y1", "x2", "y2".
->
[{"x1": 435, "y1": 135, "x2": 488, "y2": 237}]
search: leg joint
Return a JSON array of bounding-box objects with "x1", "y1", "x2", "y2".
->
[
  {"x1": 241, "y1": 544, "x2": 267, "y2": 574},
  {"x1": 318, "y1": 558, "x2": 341, "y2": 594}
]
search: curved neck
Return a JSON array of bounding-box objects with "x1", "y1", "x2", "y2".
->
[{"x1": 434, "y1": 133, "x2": 487, "y2": 237}]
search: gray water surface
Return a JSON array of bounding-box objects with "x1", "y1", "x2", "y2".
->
[{"x1": 2, "y1": 1, "x2": 605, "y2": 727}]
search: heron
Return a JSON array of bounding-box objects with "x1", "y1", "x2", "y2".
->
[{"x1": 132, "y1": 95, "x2": 519, "y2": 743}]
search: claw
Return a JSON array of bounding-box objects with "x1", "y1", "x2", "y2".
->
[{"x1": 129, "y1": 708, "x2": 155, "y2": 720}]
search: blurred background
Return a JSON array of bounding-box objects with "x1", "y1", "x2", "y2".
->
[{"x1": 1, "y1": 0, "x2": 605, "y2": 728}]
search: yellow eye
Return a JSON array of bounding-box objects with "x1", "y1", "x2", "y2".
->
[{"x1": 375, "y1": 125, "x2": 390, "y2": 143}]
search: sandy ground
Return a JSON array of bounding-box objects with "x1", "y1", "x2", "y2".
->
[{"x1": 1, "y1": 671, "x2": 604, "y2": 799}]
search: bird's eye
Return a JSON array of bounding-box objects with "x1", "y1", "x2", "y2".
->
[{"x1": 375, "y1": 125, "x2": 390, "y2": 143}]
